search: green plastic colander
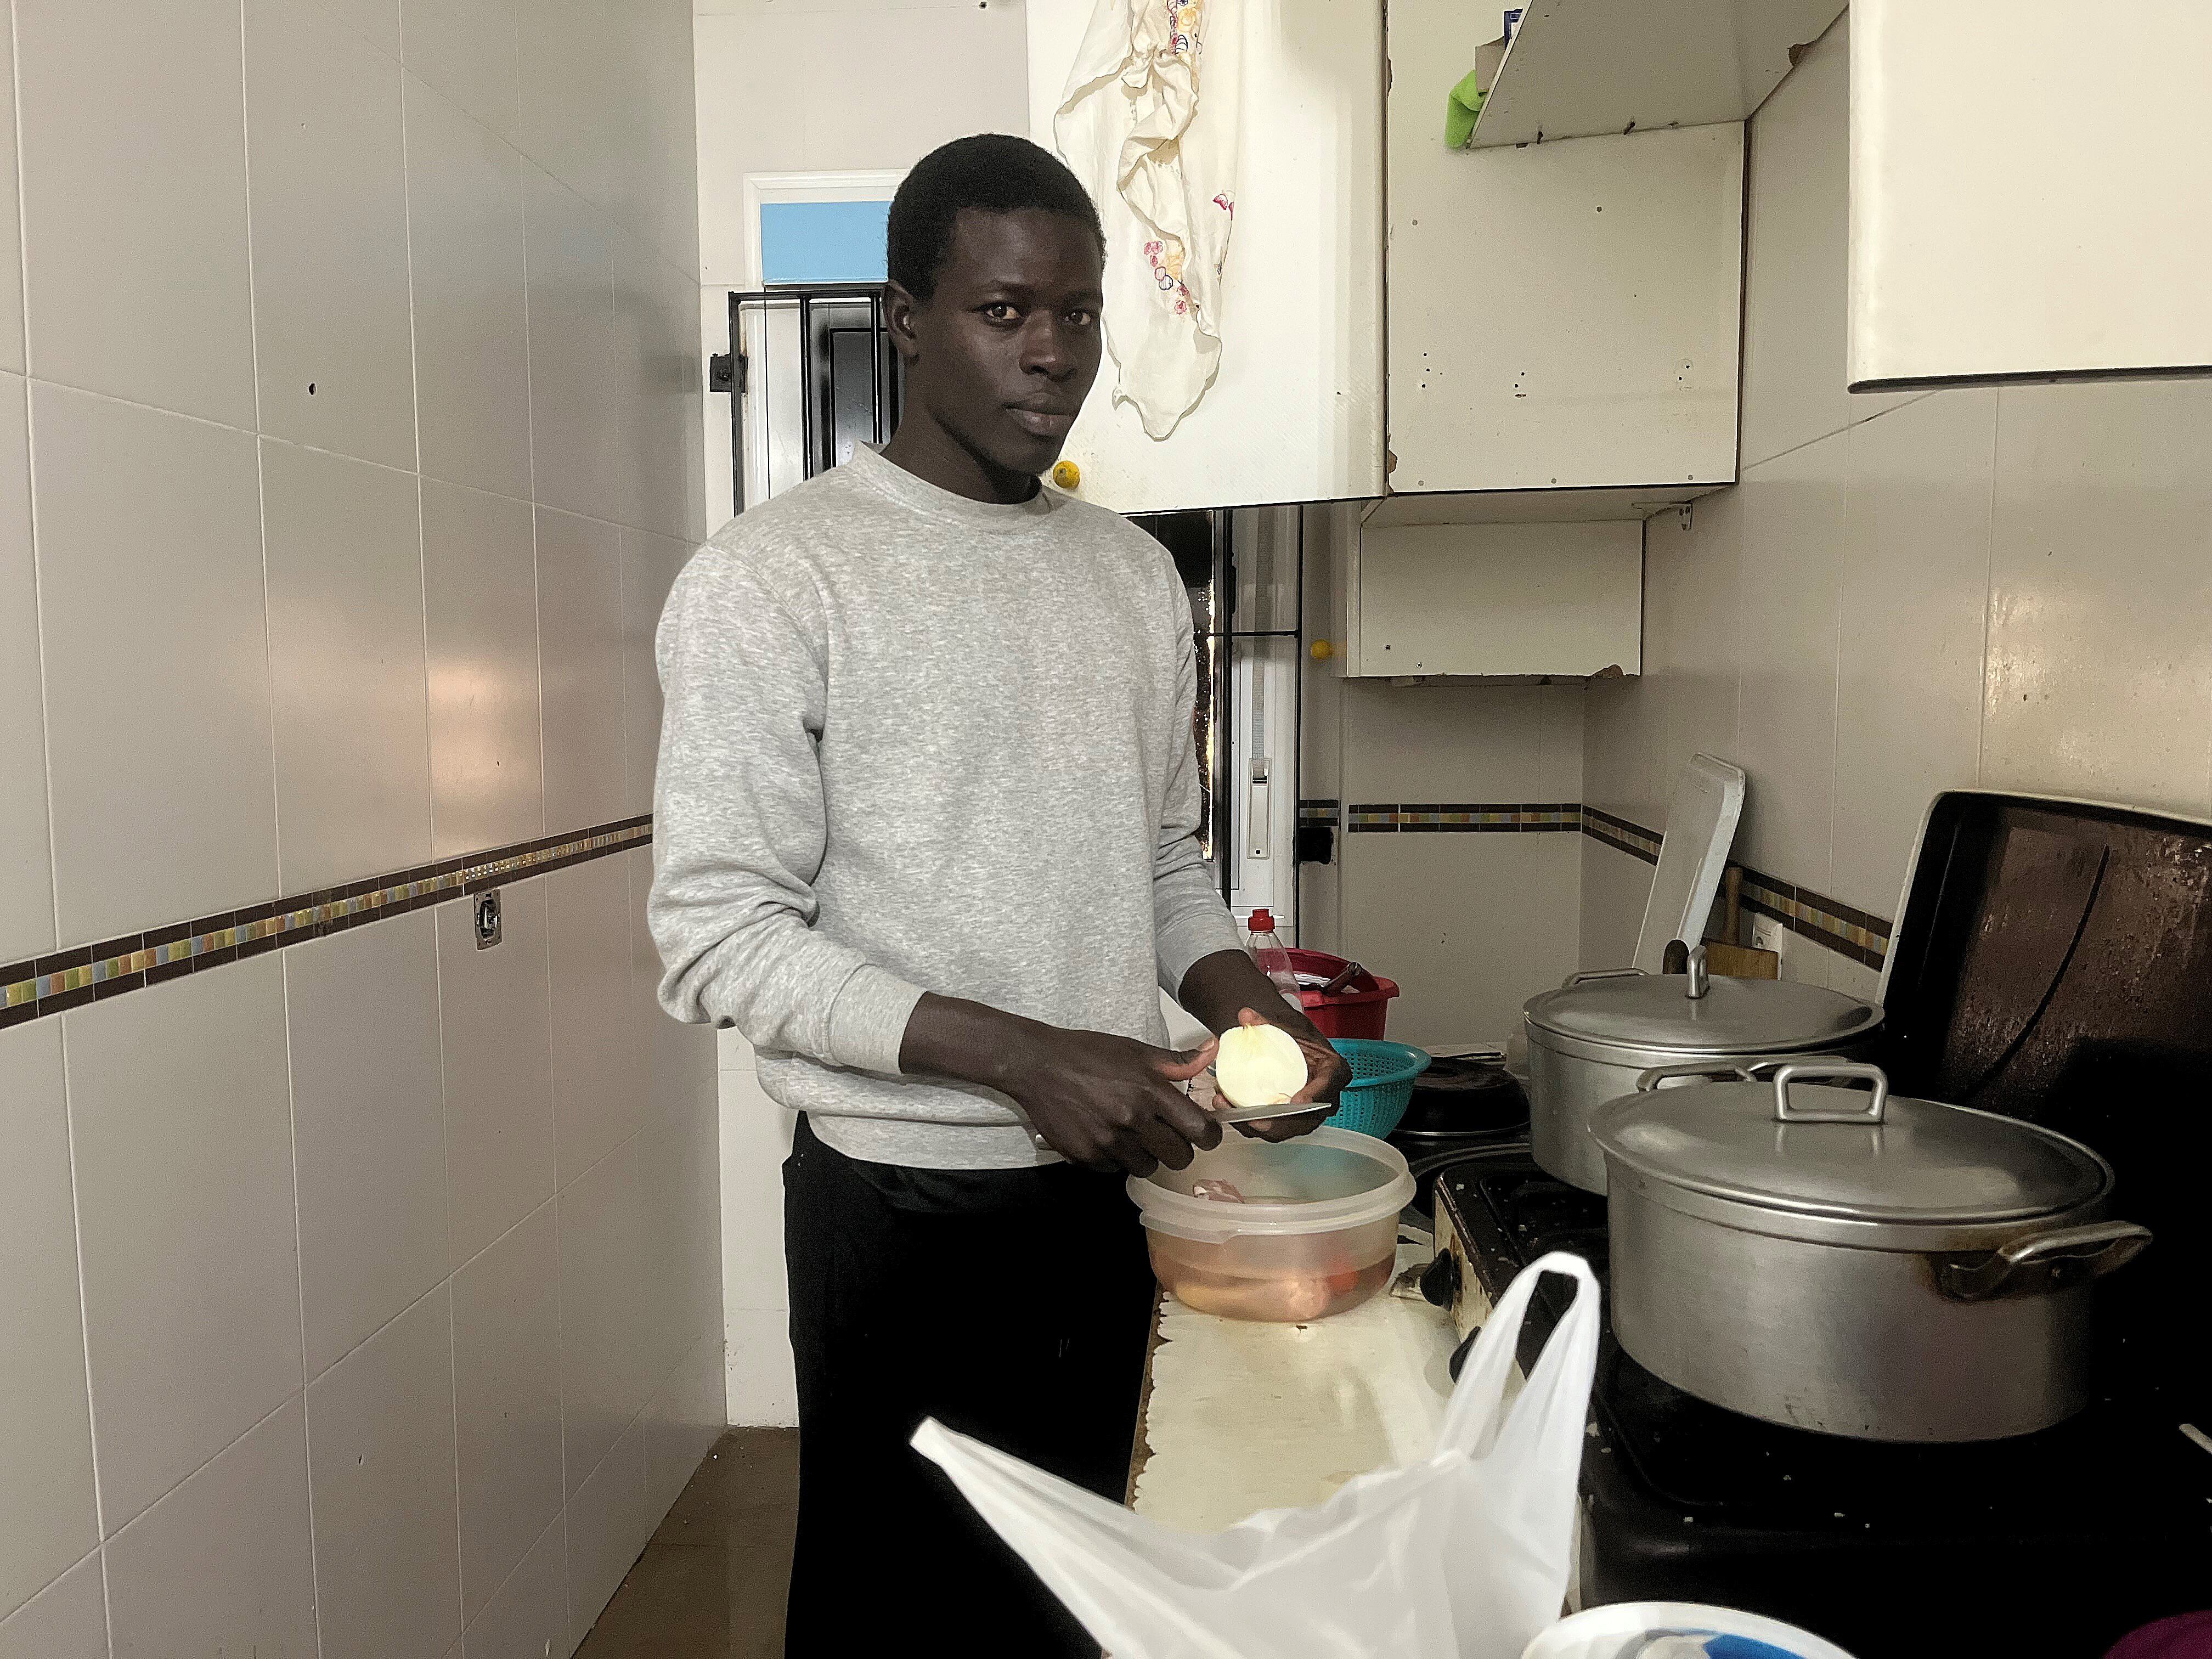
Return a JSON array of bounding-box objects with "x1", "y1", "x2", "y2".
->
[{"x1": 1323, "y1": 1039, "x2": 1432, "y2": 1137}]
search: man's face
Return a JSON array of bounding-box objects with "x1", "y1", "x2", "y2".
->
[{"x1": 893, "y1": 208, "x2": 1107, "y2": 478}]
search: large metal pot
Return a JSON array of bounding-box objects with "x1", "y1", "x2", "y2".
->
[
  {"x1": 1592, "y1": 1062, "x2": 2152, "y2": 1442},
  {"x1": 1522, "y1": 949, "x2": 1882, "y2": 1193}
]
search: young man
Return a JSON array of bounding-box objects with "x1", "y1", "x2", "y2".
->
[{"x1": 650, "y1": 134, "x2": 1350, "y2": 1653}]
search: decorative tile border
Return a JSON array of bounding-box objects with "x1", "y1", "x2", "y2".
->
[
  {"x1": 1579, "y1": 805, "x2": 1893, "y2": 968},
  {"x1": 1, "y1": 815, "x2": 653, "y2": 1031},
  {"x1": 1581, "y1": 804, "x2": 1663, "y2": 865},
  {"x1": 1297, "y1": 798, "x2": 1340, "y2": 825},
  {"x1": 1347, "y1": 802, "x2": 1583, "y2": 833}
]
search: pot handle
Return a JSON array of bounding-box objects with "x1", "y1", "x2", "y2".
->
[
  {"x1": 1938, "y1": 1221, "x2": 2154, "y2": 1302},
  {"x1": 1561, "y1": 967, "x2": 1647, "y2": 989},
  {"x1": 1635, "y1": 1060, "x2": 1754, "y2": 1091},
  {"x1": 1771, "y1": 1062, "x2": 1891, "y2": 1124}
]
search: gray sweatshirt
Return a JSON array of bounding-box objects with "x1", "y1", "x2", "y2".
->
[{"x1": 648, "y1": 445, "x2": 1243, "y2": 1169}]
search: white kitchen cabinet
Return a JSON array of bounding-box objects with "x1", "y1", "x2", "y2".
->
[
  {"x1": 1024, "y1": 0, "x2": 1385, "y2": 514},
  {"x1": 1849, "y1": 0, "x2": 2212, "y2": 390},
  {"x1": 1341, "y1": 515, "x2": 1641, "y2": 680},
  {"x1": 1387, "y1": 0, "x2": 1745, "y2": 498}
]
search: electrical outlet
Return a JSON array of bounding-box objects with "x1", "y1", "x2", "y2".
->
[
  {"x1": 473, "y1": 889, "x2": 503, "y2": 950},
  {"x1": 1750, "y1": 914, "x2": 1789, "y2": 964}
]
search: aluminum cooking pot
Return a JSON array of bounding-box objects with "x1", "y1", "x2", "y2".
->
[
  {"x1": 1592, "y1": 1061, "x2": 2152, "y2": 1442},
  {"x1": 1521, "y1": 946, "x2": 1882, "y2": 1193}
]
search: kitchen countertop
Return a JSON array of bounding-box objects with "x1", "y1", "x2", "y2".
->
[{"x1": 1125, "y1": 1240, "x2": 1462, "y2": 1533}]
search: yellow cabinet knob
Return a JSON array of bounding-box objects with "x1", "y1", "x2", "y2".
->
[
  {"x1": 1051, "y1": 460, "x2": 1081, "y2": 490},
  {"x1": 1310, "y1": 640, "x2": 1336, "y2": 661}
]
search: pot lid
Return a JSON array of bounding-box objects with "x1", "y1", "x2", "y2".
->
[
  {"x1": 1525, "y1": 969, "x2": 1881, "y2": 1056},
  {"x1": 1590, "y1": 1065, "x2": 2111, "y2": 1226}
]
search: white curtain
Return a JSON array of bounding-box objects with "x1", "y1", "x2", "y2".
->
[{"x1": 1056, "y1": 0, "x2": 1244, "y2": 440}]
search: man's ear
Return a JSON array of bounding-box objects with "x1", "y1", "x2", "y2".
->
[{"x1": 884, "y1": 281, "x2": 923, "y2": 363}]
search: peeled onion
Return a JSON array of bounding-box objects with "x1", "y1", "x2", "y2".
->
[{"x1": 1214, "y1": 1023, "x2": 1310, "y2": 1109}]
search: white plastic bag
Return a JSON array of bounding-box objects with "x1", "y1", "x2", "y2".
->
[{"x1": 911, "y1": 1250, "x2": 1601, "y2": 1659}]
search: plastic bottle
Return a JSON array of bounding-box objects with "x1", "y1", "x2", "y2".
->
[{"x1": 1245, "y1": 910, "x2": 1305, "y2": 1011}]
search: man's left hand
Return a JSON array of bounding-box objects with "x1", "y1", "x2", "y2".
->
[{"x1": 1228, "y1": 1006, "x2": 1351, "y2": 1142}]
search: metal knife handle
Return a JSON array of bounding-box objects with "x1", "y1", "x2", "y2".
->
[{"x1": 1772, "y1": 1061, "x2": 1890, "y2": 1124}]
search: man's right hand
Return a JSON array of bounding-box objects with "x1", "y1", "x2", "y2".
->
[
  {"x1": 899, "y1": 992, "x2": 1223, "y2": 1176},
  {"x1": 999, "y1": 1026, "x2": 1222, "y2": 1175}
]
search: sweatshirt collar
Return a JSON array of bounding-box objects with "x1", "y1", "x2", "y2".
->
[{"x1": 845, "y1": 444, "x2": 1063, "y2": 532}]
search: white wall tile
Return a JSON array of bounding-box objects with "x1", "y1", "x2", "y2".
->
[
  {"x1": 1982, "y1": 380, "x2": 2212, "y2": 817},
  {"x1": 1577, "y1": 837, "x2": 1652, "y2": 972},
  {"x1": 246, "y1": 0, "x2": 419, "y2": 470},
  {"x1": 403, "y1": 0, "x2": 521, "y2": 142},
  {"x1": 452, "y1": 1201, "x2": 564, "y2": 1626},
  {"x1": 0, "y1": 24, "x2": 23, "y2": 377},
  {"x1": 307, "y1": 1285, "x2": 463, "y2": 1659},
  {"x1": 1340, "y1": 681, "x2": 1557, "y2": 804},
  {"x1": 286, "y1": 911, "x2": 450, "y2": 1377},
  {"x1": 424, "y1": 479, "x2": 545, "y2": 856},
  {"x1": 565, "y1": 1419, "x2": 648, "y2": 1645},
  {"x1": 636, "y1": 1089, "x2": 706, "y2": 1394},
  {"x1": 64, "y1": 958, "x2": 301, "y2": 1533},
  {"x1": 262, "y1": 439, "x2": 435, "y2": 894},
  {"x1": 619, "y1": 531, "x2": 691, "y2": 816},
  {"x1": 407, "y1": 78, "x2": 535, "y2": 503},
  {"x1": 611, "y1": 0, "x2": 702, "y2": 279},
  {"x1": 0, "y1": 377, "x2": 53, "y2": 961},
  {"x1": 102, "y1": 1398, "x2": 318, "y2": 1659},
  {"x1": 438, "y1": 886, "x2": 558, "y2": 1269},
  {"x1": 612, "y1": 239, "x2": 703, "y2": 540},
  {"x1": 0, "y1": 1022, "x2": 97, "y2": 1623},
  {"x1": 517, "y1": 0, "x2": 617, "y2": 209},
  {"x1": 0, "y1": 1553, "x2": 105, "y2": 1659},
  {"x1": 524, "y1": 168, "x2": 620, "y2": 523},
  {"x1": 547, "y1": 855, "x2": 643, "y2": 1184},
  {"x1": 1645, "y1": 488, "x2": 1745, "y2": 801},
  {"x1": 31, "y1": 387, "x2": 275, "y2": 943},
  {"x1": 1732, "y1": 433, "x2": 1847, "y2": 895},
  {"x1": 646, "y1": 1334, "x2": 726, "y2": 1523},
  {"x1": 464, "y1": 1511, "x2": 573, "y2": 1659},
  {"x1": 718, "y1": 1070, "x2": 791, "y2": 1316},
  {"x1": 1339, "y1": 832, "x2": 1580, "y2": 1049},
  {"x1": 558, "y1": 1139, "x2": 651, "y2": 1497},
  {"x1": 326, "y1": 0, "x2": 401, "y2": 58},
  {"x1": 538, "y1": 509, "x2": 629, "y2": 833},
  {"x1": 15, "y1": 0, "x2": 256, "y2": 425},
  {"x1": 1832, "y1": 392, "x2": 1997, "y2": 918},
  {"x1": 795, "y1": 7, "x2": 1029, "y2": 176},
  {"x1": 723, "y1": 1306, "x2": 797, "y2": 1429}
]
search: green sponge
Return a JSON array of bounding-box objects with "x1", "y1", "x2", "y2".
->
[{"x1": 1445, "y1": 67, "x2": 1486, "y2": 149}]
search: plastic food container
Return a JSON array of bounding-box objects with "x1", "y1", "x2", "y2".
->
[
  {"x1": 1128, "y1": 1127, "x2": 1414, "y2": 1322},
  {"x1": 1521, "y1": 1601, "x2": 1859, "y2": 1659}
]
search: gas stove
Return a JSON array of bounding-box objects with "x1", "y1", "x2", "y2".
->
[{"x1": 1427, "y1": 793, "x2": 2212, "y2": 1658}]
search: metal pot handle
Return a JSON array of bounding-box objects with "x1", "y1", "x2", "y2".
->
[
  {"x1": 1771, "y1": 1062, "x2": 1891, "y2": 1124},
  {"x1": 1561, "y1": 967, "x2": 1647, "y2": 989},
  {"x1": 1635, "y1": 1060, "x2": 1753, "y2": 1092},
  {"x1": 1938, "y1": 1221, "x2": 2154, "y2": 1302}
]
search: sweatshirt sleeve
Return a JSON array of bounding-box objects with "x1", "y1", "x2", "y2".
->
[
  {"x1": 647, "y1": 552, "x2": 924, "y2": 1074},
  {"x1": 1152, "y1": 577, "x2": 1246, "y2": 998}
]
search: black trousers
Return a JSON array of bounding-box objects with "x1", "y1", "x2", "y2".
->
[{"x1": 781, "y1": 1115, "x2": 1157, "y2": 1656}]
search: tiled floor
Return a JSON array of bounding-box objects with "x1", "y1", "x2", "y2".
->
[{"x1": 575, "y1": 1428, "x2": 799, "y2": 1657}]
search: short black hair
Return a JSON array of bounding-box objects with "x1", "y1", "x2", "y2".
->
[{"x1": 887, "y1": 134, "x2": 1105, "y2": 302}]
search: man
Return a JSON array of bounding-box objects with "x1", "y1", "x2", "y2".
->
[{"x1": 650, "y1": 133, "x2": 1350, "y2": 1653}]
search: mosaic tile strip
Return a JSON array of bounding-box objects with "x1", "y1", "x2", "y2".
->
[
  {"x1": 1577, "y1": 805, "x2": 1894, "y2": 968},
  {"x1": 1347, "y1": 802, "x2": 1584, "y2": 833},
  {"x1": 1, "y1": 816, "x2": 653, "y2": 1031},
  {"x1": 1582, "y1": 804, "x2": 1663, "y2": 865},
  {"x1": 1297, "y1": 798, "x2": 1340, "y2": 824},
  {"x1": 1737, "y1": 869, "x2": 1892, "y2": 970}
]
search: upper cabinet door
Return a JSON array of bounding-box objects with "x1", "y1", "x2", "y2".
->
[
  {"x1": 1025, "y1": 0, "x2": 1385, "y2": 514},
  {"x1": 1385, "y1": 0, "x2": 1744, "y2": 496},
  {"x1": 1849, "y1": 0, "x2": 2212, "y2": 390}
]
